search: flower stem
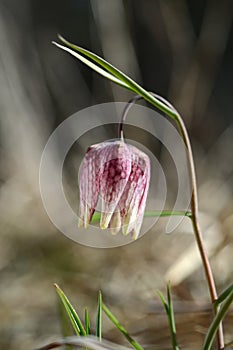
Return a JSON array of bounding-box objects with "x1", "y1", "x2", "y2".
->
[
  {"x1": 120, "y1": 94, "x2": 224, "y2": 350},
  {"x1": 175, "y1": 113, "x2": 224, "y2": 350}
]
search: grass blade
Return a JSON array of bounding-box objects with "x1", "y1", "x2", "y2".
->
[
  {"x1": 91, "y1": 210, "x2": 192, "y2": 224},
  {"x1": 96, "y1": 291, "x2": 102, "y2": 340},
  {"x1": 58, "y1": 295, "x2": 74, "y2": 350},
  {"x1": 102, "y1": 303, "x2": 144, "y2": 350},
  {"x1": 202, "y1": 288, "x2": 233, "y2": 350},
  {"x1": 157, "y1": 285, "x2": 179, "y2": 350},
  {"x1": 85, "y1": 308, "x2": 91, "y2": 335},
  {"x1": 54, "y1": 284, "x2": 86, "y2": 336},
  {"x1": 52, "y1": 41, "x2": 129, "y2": 90},
  {"x1": 214, "y1": 283, "x2": 233, "y2": 307},
  {"x1": 53, "y1": 36, "x2": 177, "y2": 120},
  {"x1": 157, "y1": 290, "x2": 169, "y2": 313},
  {"x1": 167, "y1": 284, "x2": 179, "y2": 350}
]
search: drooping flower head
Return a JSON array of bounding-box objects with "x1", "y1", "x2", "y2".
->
[{"x1": 78, "y1": 140, "x2": 150, "y2": 239}]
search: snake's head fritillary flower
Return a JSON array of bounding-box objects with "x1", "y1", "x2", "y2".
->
[{"x1": 78, "y1": 140, "x2": 150, "y2": 240}]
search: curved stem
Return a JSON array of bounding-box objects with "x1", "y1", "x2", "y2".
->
[
  {"x1": 120, "y1": 94, "x2": 224, "y2": 349},
  {"x1": 170, "y1": 110, "x2": 224, "y2": 350}
]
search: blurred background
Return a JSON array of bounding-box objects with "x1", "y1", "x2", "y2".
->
[{"x1": 0, "y1": 0, "x2": 232, "y2": 349}]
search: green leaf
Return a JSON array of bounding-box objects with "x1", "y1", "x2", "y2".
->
[
  {"x1": 145, "y1": 210, "x2": 192, "y2": 218},
  {"x1": 157, "y1": 285, "x2": 179, "y2": 350},
  {"x1": 52, "y1": 41, "x2": 129, "y2": 90},
  {"x1": 53, "y1": 36, "x2": 178, "y2": 121},
  {"x1": 85, "y1": 308, "x2": 91, "y2": 335},
  {"x1": 90, "y1": 210, "x2": 192, "y2": 224},
  {"x1": 57, "y1": 295, "x2": 74, "y2": 350},
  {"x1": 58, "y1": 294, "x2": 74, "y2": 336},
  {"x1": 54, "y1": 284, "x2": 86, "y2": 336},
  {"x1": 102, "y1": 303, "x2": 144, "y2": 350},
  {"x1": 202, "y1": 288, "x2": 233, "y2": 350},
  {"x1": 157, "y1": 290, "x2": 169, "y2": 314},
  {"x1": 214, "y1": 283, "x2": 233, "y2": 307},
  {"x1": 167, "y1": 284, "x2": 179, "y2": 350},
  {"x1": 96, "y1": 291, "x2": 102, "y2": 340}
]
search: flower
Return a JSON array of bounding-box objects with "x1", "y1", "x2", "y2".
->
[{"x1": 78, "y1": 140, "x2": 150, "y2": 239}]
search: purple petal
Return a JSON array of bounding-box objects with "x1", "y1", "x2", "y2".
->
[
  {"x1": 109, "y1": 210, "x2": 122, "y2": 235},
  {"x1": 99, "y1": 141, "x2": 132, "y2": 229},
  {"x1": 119, "y1": 145, "x2": 150, "y2": 238},
  {"x1": 78, "y1": 144, "x2": 102, "y2": 227},
  {"x1": 78, "y1": 140, "x2": 150, "y2": 240}
]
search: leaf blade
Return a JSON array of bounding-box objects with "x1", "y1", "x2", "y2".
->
[
  {"x1": 54, "y1": 284, "x2": 86, "y2": 336},
  {"x1": 202, "y1": 288, "x2": 233, "y2": 350},
  {"x1": 52, "y1": 42, "x2": 130, "y2": 90},
  {"x1": 167, "y1": 284, "x2": 179, "y2": 350},
  {"x1": 54, "y1": 36, "x2": 178, "y2": 120},
  {"x1": 96, "y1": 291, "x2": 102, "y2": 340},
  {"x1": 85, "y1": 308, "x2": 91, "y2": 335},
  {"x1": 157, "y1": 286, "x2": 179, "y2": 350},
  {"x1": 102, "y1": 303, "x2": 144, "y2": 350},
  {"x1": 90, "y1": 210, "x2": 192, "y2": 224},
  {"x1": 214, "y1": 283, "x2": 233, "y2": 307}
]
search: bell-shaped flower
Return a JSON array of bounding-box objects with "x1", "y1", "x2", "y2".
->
[{"x1": 78, "y1": 140, "x2": 150, "y2": 239}]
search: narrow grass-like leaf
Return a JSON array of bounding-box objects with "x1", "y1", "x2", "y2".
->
[
  {"x1": 102, "y1": 303, "x2": 144, "y2": 350},
  {"x1": 85, "y1": 308, "x2": 91, "y2": 335},
  {"x1": 58, "y1": 296, "x2": 74, "y2": 350},
  {"x1": 202, "y1": 288, "x2": 233, "y2": 350},
  {"x1": 54, "y1": 36, "x2": 178, "y2": 121},
  {"x1": 54, "y1": 284, "x2": 86, "y2": 336},
  {"x1": 52, "y1": 42, "x2": 129, "y2": 90},
  {"x1": 96, "y1": 291, "x2": 102, "y2": 340},
  {"x1": 57, "y1": 297, "x2": 80, "y2": 336},
  {"x1": 145, "y1": 210, "x2": 192, "y2": 218},
  {"x1": 157, "y1": 286, "x2": 179, "y2": 350},
  {"x1": 167, "y1": 284, "x2": 179, "y2": 350},
  {"x1": 214, "y1": 283, "x2": 233, "y2": 307},
  {"x1": 91, "y1": 210, "x2": 192, "y2": 224},
  {"x1": 157, "y1": 290, "x2": 169, "y2": 314}
]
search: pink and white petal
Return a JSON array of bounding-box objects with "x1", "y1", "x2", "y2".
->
[
  {"x1": 137, "y1": 164, "x2": 150, "y2": 218},
  {"x1": 78, "y1": 140, "x2": 150, "y2": 239},
  {"x1": 117, "y1": 148, "x2": 141, "y2": 219},
  {"x1": 121, "y1": 173, "x2": 147, "y2": 235},
  {"x1": 109, "y1": 210, "x2": 122, "y2": 235},
  {"x1": 99, "y1": 141, "x2": 132, "y2": 229},
  {"x1": 131, "y1": 176, "x2": 150, "y2": 239},
  {"x1": 131, "y1": 213, "x2": 144, "y2": 240},
  {"x1": 78, "y1": 145, "x2": 102, "y2": 227},
  {"x1": 120, "y1": 147, "x2": 150, "y2": 236}
]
